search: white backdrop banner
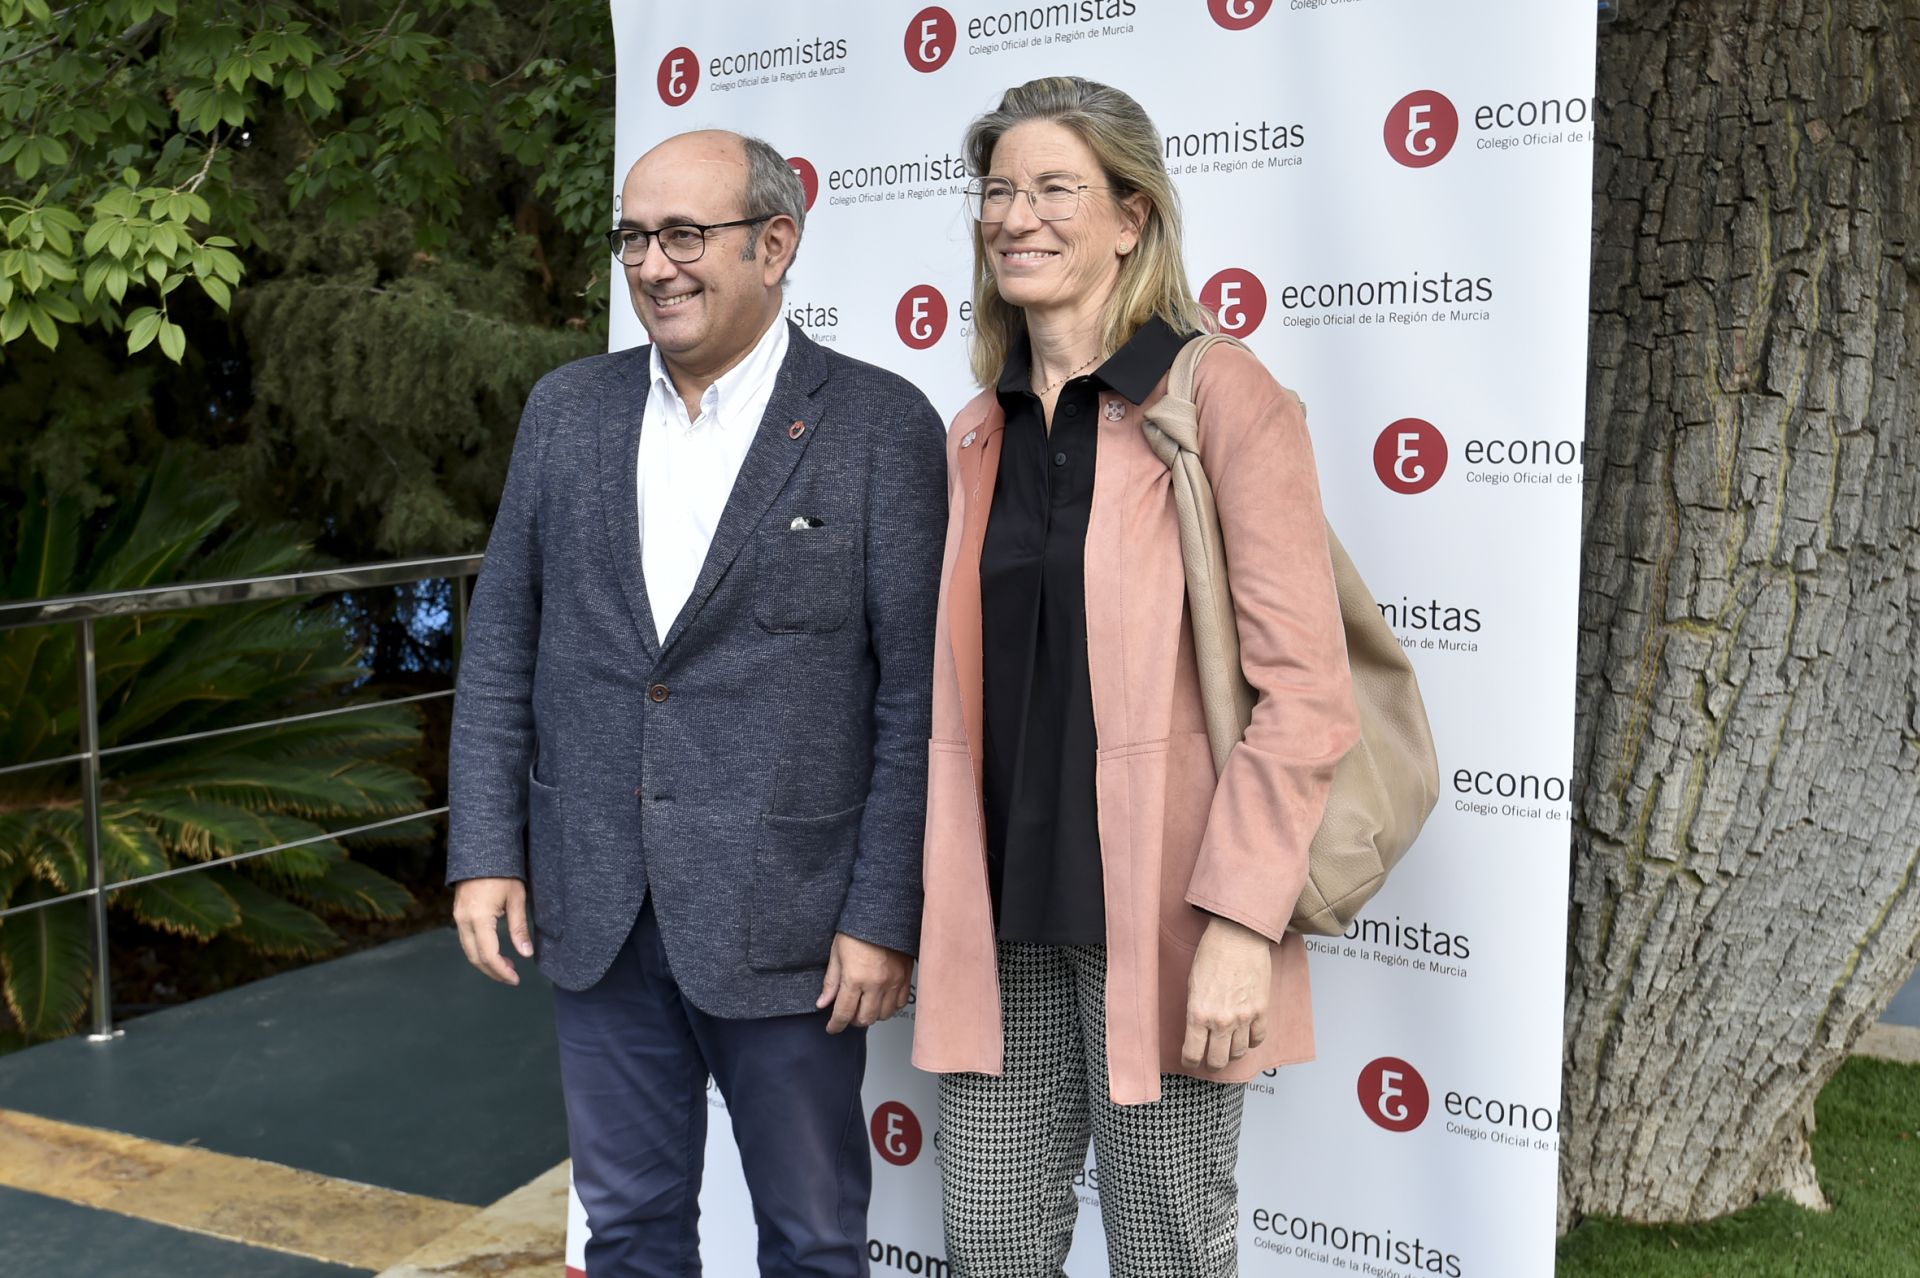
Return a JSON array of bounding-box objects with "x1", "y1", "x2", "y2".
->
[{"x1": 577, "y1": 3, "x2": 1597, "y2": 1275}]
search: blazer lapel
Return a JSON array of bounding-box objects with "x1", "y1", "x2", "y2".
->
[
  {"x1": 948, "y1": 401, "x2": 1007, "y2": 777},
  {"x1": 598, "y1": 346, "x2": 662, "y2": 661},
  {"x1": 659, "y1": 324, "x2": 831, "y2": 652}
]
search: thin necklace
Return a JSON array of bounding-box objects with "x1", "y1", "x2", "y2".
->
[{"x1": 1032, "y1": 350, "x2": 1104, "y2": 398}]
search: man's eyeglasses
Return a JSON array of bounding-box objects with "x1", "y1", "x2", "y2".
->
[
  {"x1": 964, "y1": 179, "x2": 1109, "y2": 223},
  {"x1": 605, "y1": 215, "x2": 774, "y2": 265}
]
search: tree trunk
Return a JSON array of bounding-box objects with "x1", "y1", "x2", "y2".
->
[{"x1": 1566, "y1": 0, "x2": 1920, "y2": 1225}]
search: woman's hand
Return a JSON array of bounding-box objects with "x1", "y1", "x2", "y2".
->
[{"x1": 1183, "y1": 915, "x2": 1273, "y2": 1070}]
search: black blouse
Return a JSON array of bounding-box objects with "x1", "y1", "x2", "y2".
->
[{"x1": 980, "y1": 316, "x2": 1188, "y2": 945}]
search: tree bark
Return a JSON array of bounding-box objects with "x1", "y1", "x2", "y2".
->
[{"x1": 1566, "y1": 0, "x2": 1920, "y2": 1224}]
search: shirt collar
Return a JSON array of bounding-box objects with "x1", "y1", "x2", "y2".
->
[
  {"x1": 994, "y1": 313, "x2": 1191, "y2": 409},
  {"x1": 648, "y1": 314, "x2": 790, "y2": 428}
]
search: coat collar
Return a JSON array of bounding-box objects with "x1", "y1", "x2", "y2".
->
[
  {"x1": 993, "y1": 313, "x2": 1188, "y2": 409},
  {"x1": 598, "y1": 322, "x2": 832, "y2": 660}
]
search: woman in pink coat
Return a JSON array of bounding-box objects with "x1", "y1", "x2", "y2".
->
[{"x1": 911, "y1": 77, "x2": 1361, "y2": 1277}]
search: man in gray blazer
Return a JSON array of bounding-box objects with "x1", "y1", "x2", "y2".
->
[{"x1": 447, "y1": 130, "x2": 946, "y2": 1277}]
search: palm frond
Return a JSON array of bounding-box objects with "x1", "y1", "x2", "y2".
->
[
  {"x1": 286, "y1": 858, "x2": 415, "y2": 921},
  {"x1": 3, "y1": 448, "x2": 435, "y2": 1036},
  {"x1": 0, "y1": 660, "x2": 64, "y2": 766},
  {"x1": 2, "y1": 809, "x2": 88, "y2": 892},
  {"x1": 118, "y1": 874, "x2": 241, "y2": 939},
  {"x1": 136, "y1": 759, "x2": 426, "y2": 820},
  {"x1": 99, "y1": 811, "x2": 168, "y2": 880},
  {"x1": 138, "y1": 798, "x2": 330, "y2": 862},
  {"x1": 0, "y1": 887, "x2": 93, "y2": 1038},
  {"x1": 212, "y1": 872, "x2": 342, "y2": 957},
  {"x1": 246, "y1": 841, "x2": 341, "y2": 883},
  {"x1": 83, "y1": 454, "x2": 237, "y2": 592},
  {"x1": 3, "y1": 481, "x2": 81, "y2": 601}
]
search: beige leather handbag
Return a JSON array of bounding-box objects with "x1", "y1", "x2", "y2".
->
[{"x1": 1142, "y1": 334, "x2": 1440, "y2": 935}]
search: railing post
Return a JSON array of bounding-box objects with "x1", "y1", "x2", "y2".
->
[
  {"x1": 452, "y1": 574, "x2": 469, "y2": 670},
  {"x1": 77, "y1": 617, "x2": 120, "y2": 1043}
]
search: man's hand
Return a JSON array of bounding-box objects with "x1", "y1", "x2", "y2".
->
[
  {"x1": 816, "y1": 932, "x2": 913, "y2": 1033},
  {"x1": 453, "y1": 877, "x2": 535, "y2": 986},
  {"x1": 1182, "y1": 915, "x2": 1273, "y2": 1070}
]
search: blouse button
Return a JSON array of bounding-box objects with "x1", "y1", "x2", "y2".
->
[
  {"x1": 1053, "y1": 452, "x2": 1068, "y2": 467},
  {"x1": 1063, "y1": 402, "x2": 1079, "y2": 417}
]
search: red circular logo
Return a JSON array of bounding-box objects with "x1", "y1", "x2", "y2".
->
[
  {"x1": 1208, "y1": 0, "x2": 1274, "y2": 29},
  {"x1": 657, "y1": 47, "x2": 699, "y2": 107},
  {"x1": 1200, "y1": 268, "x2": 1268, "y2": 338},
  {"x1": 895, "y1": 285, "x2": 948, "y2": 349},
  {"x1": 788, "y1": 156, "x2": 819, "y2": 212},
  {"x1": 1384, "y1": 90, "x2": 1458, "y2": 167},
  {"x1": 1373, "y1": 419, "x2": 1448, "y2": 494},
  {"x1": 905, "y1": 7, "x2": 957, "y2": 72},
  {"x1": 1358, "y1": 1056, "x2": 1430, "y2": 1132},
  {"x1": 870, "y1": 1101, "x2": 924, "y2": 1165}
]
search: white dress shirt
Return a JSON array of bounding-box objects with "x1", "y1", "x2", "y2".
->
[{"x1": 637, "y1": 316, "x2": 790, "y2": 645}]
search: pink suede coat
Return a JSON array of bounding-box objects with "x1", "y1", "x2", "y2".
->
[{"x1": 910, "y1": 341, "x2": 1361, "y2": 1105}]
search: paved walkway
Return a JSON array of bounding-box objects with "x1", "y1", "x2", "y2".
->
[
  {"x1": 1, "y1": 931, "x2": 1913, "y2": 1275},
  {"x1": 0, "y1": 929, "x2": 565, "y2": 1276}
]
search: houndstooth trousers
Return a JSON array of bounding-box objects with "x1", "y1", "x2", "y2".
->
[{"x1": 937, "y1": 943, "x2": 1246, "y2": 1278}]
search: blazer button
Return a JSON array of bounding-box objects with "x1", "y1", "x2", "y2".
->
[{"x1": 648, "y1": 683, "x2": 670, "y2": 703}]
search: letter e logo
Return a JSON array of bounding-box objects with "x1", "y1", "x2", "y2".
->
[
  {"x1": 1358, "y1": 1056, "x2": 1430, "y2": 1132},
  {"x1": 788, "y1": 157, "x2": 819, "y2": 212},
  {"x1": 1200, "y1": 268, "x2": 1268, "y2": 338},
  {"x1": 1385, "y1": 90, "x2": 1458, "y2": 167},
  {"x1": 870, "y1": 1101, "x2": 924, "y2": 1165},
  {"x1": 1373, "y1": 418, "x2": 1447, "y2": 494},
  {"x1": 896, "y1": 285, "x2": 948, "y2": 349},
  {"x1": 1208, "y1": 0, "x2": 1274, "y2": 30},
  {"x1": 657, "y1": 47, "x2": 699, "y2": 107},
  {"x1": 905, "y1": 7, "x2": 957, "y2": 72}
]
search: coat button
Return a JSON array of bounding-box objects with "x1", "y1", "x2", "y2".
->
[
  {"x1": 1053, "y1": 451, "x2": 1068, "y2": 466},
  {"x1": 1063, "y1": 402, "x2": 1079, "y2": 417},
  {"x1": 648, "y1": 683, "x2": 670, "y2": 703}
]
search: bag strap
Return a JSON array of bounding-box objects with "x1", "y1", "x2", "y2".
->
[
  {"x1": 1142, "y1": 332, "x2": 1252, "y2": 461},
  {"x1": 1168, "y1": 331, "x2": 1250, "y2": 402},
  {"x1": 1141, "y1": 332, "x2": 1260, "y2": 777}
]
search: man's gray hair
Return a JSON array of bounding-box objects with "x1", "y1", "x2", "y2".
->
[{"x1": 740, "y1": 134, "x2": 806, "y2": 275}]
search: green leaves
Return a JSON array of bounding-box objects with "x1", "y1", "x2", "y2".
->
[
  {"x1": 0, "y1": 134, "x2": 67, "y2": 182},
  {"x1": 123, "y1": 305, "x2": 162, "y2": 352},
  {"x1": 0, "y1": 176, "x2": 243, "y2": 360},
  {"x1": 0, "y1": 292, "x2": 71, "y2": 349},
  {"x1": 0, "y1": 888, "x2": 92, "y2": 1039},
  {"x1": 121, "y1": 873, "x2": 241, "y2": 939},
  {"x1": 0, "y1": 451, "x2": 432, "y2": 1039},
  {"x1": 1, "y1": 0, "x2": 617, "y2": 364},
  {"x1": 282, "y1": 63, "x2": 344, "y2": 112}
]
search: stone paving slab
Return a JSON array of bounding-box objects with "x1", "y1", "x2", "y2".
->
[
  {"x1": 0, "y1": 928, "x2": 566, "y2": 1206},
  {"x1": 376, "y1": 1162, "x2": 570, "y2": 1278}
]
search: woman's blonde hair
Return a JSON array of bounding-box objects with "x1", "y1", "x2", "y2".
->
[{"x1": 962, "y1": 76, "x2": 1213, "y2": 387}]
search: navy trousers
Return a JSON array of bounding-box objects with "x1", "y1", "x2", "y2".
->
[{"x1": 553, "y1": 899, "x2": 872, "y2": 1277}]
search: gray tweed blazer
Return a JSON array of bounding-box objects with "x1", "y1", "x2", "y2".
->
[{"x1": 447, "y1": 325, "x2": 947, "y2": 1017}]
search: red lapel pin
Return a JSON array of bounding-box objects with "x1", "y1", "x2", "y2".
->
[{"x1": 789, "y1": 420, "x2": 807, "y2": 440}]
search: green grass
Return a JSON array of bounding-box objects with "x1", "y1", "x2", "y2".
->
[{"x1": 1558, "y1": 1056, "x2": 1920, "y2": 1276}]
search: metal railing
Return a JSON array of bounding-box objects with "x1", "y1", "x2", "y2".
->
[{"x1": 0, "y1": 553, "x2": 483, "y2": 1042}]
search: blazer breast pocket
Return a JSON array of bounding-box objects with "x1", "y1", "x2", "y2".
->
[{"x1": 753, "y1": 523, "x2": 856, "y2": 633}]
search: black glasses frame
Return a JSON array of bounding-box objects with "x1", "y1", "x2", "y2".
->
[{"x1": 605, "y1": 215, "x2": 774, "y2": 265}]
